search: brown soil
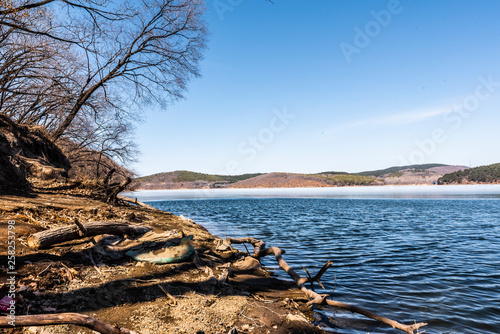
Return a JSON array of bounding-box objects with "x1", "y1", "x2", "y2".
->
[{"x1": 0, "y1": 191, "x2": 325, "y2": 334}]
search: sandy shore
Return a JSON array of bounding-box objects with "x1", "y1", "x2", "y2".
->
[{"x1": 0, "y1": 191, "x2": 324, "y2": 334}]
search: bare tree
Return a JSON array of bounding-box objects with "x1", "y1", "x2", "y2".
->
[
  {"x1": 62, "y1": 106, "x2": 140, "y2": 178},
  {"x1": 0, "y1": 32, "x2": 83, "y2": 131},
  {"x1": 0, "y1": 0, "x2": 207, "y2": 175},
  {"x1": 50, "y1": 0, "x2": 207, "y2": 140},
  {"x1": 0, "y1": 0, "x2": 129, "y2": 45},
  {"x1": 1, "y1": 0, "x2": 206, "y2": 136}
]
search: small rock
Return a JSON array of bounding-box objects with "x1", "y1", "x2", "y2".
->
[
  {"x1": 231, "y1": 256, "x2": 261, "y2": 271},
  {"x1": 286, "y1": 313, "x2": 310, "y2": 324}
]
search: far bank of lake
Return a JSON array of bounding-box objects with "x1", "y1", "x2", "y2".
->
[{"x1": 123, "y1": 184, "x2": 500, "y2": 201}]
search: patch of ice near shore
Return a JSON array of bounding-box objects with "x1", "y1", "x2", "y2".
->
[{"x1": 122, "y1": 184, "x2": 500, "y2": 201}]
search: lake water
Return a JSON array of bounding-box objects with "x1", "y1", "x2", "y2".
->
[{"x1": 124, "y1": 185, "x2": 500, "y2": 333}]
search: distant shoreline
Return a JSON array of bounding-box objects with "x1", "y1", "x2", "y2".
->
[
  {"x1": 123, "y1": 184, "x2": 500, "y2": 202},
  {"x1": 132, "y1": 164, "x2": 483, "y2": 190},
  {"x1": 132, "y1": 181, "x2": 500, "y2": 191}
]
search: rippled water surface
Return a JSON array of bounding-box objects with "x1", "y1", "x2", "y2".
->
[{"x1": 144, "y1": 194, "x2": 500, "y2": 333}]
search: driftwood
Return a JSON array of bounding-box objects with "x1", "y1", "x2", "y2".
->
[
  {"x1": 228, "y1": 237, "x2": 427, "y2": 334},
  {"x1": 0, "y1": 313, "x2": 138, "y2": 334},
  {"x1": 104, "y1": 231, "x2": 183, "y2": 252},
  {"x1": 117, "y1": 195, "x2": 160, "y2": 211},
  {"x1": 27, "y1": 221, "x2": 152, "y2": 250}
]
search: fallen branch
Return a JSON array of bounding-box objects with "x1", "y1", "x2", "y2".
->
[
  {"x1": 228, "y1": 237, "x2": 427, "y2": 334},
  {"x1": 72, "y1": 218, "x2": 87, "y2": 237},
  {"x1": 0, "y1": 313, "x2": 138, "y2": 334},
  {"x1": 158, "y1": 284, "x2": 177, "y2": 306},
  {"x1": 104, "y1": 231, "x2": 182, "y2": 252},
  {"x1": 117, "y1": 195, "x2": 160, "y2": 211},
  {"x1": 28, "y1": 221, "x2": 152, "y2": 250}
]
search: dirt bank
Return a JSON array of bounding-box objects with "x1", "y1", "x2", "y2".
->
[{"x1": 0, "y1": 191, "x2": 324, "y2": 334}]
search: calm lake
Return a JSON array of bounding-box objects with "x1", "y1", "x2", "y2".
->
[{"x1": 124, "y1": 185, "x2": 500, "y2": 333}]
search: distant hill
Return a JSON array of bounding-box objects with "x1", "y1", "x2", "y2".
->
[
  {"x1": 132, "y1": 164, "x2": 474, "y2": 190},
  {"x1": 228, "y1": 173, "x2": 377, "y2": 188},
  {"x1": 356, "y1": 163, "x2": 449, "y2": 177},
  {"x1": 356, "y1": 164, "x2": 469, "y2": 186},
  {"x1": 132, "y1": 170, "x2": 264, "y2": 189},
  {"x1": 438, "y1": 163, "x2": 500, "y2": 184}
]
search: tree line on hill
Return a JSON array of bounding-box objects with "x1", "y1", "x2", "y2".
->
[
  {"x1": 437, "y1": 163, "x2": 500, "y2": 184},
  {"x1": 133, "y1": 164, "x2": 500, "y2": 189}
]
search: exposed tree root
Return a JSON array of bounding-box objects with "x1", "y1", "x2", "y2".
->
[
  {"x1": 228, "y1": 237, "x2": 427, "y2": 334},
  {"x1": 0, "y1": 313, "x2": 138, "y2": 334}
]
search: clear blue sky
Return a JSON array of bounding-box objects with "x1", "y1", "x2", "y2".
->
[{"x1": 132, "y1": 0, "x2": 500, "y2": 176}]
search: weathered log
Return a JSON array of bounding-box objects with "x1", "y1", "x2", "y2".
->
[
  {"x1": 228, "y1": 237, "x2": 427, "y2": 334},
  {"x1": 0, "y1": 313, "x2": 138, "y2": 334},
  {"x1": 104, "y1": 231, "x2": 183, "y2": 252},
  {"x1": 27, "y1": 221, "x2": 152, "y2": 250}
]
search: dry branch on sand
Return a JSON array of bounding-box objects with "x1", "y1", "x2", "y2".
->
[
  {"x1": 228, "y1": 237, "x2": 427, "y2": 334},
  {"x1": 0, "y1": 313, "x2": 138, "y2": 334}
]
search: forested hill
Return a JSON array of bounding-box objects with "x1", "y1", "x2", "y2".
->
[
  {"x1": 132, "y1": 164, "x2": 470, "y2": 190},
  {"x1": 438, "y1": 163, "x2": 500, "y2": 184},
  {"x1": 133, "y1": 171, "x2": 264, "y2": 189},
  {"x1": 356, "y1": 163, "x2": 448, "y2": 177}
]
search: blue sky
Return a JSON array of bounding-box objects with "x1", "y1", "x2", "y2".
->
[{"x1": 132, "y1": 0, "x2": 500, "y2": 176}]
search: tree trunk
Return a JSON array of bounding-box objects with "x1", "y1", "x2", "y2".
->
[
  {"x1": 27, "y1": 221, "x2": 152, "y2": 250},
  {"x1": 104, "y1": 176, "x2": 131, "y2": 204}
]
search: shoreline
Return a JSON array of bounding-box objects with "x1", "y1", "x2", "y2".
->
[
  {"x1": 0, "y1": 191, "x2": 323, "y2": 333},
  {"x1": 132, "y1": 182, "x2": 500, "y2": 191},
  {"x1": 123, "y1": 184, "x2": 500, "y2": 202}
]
